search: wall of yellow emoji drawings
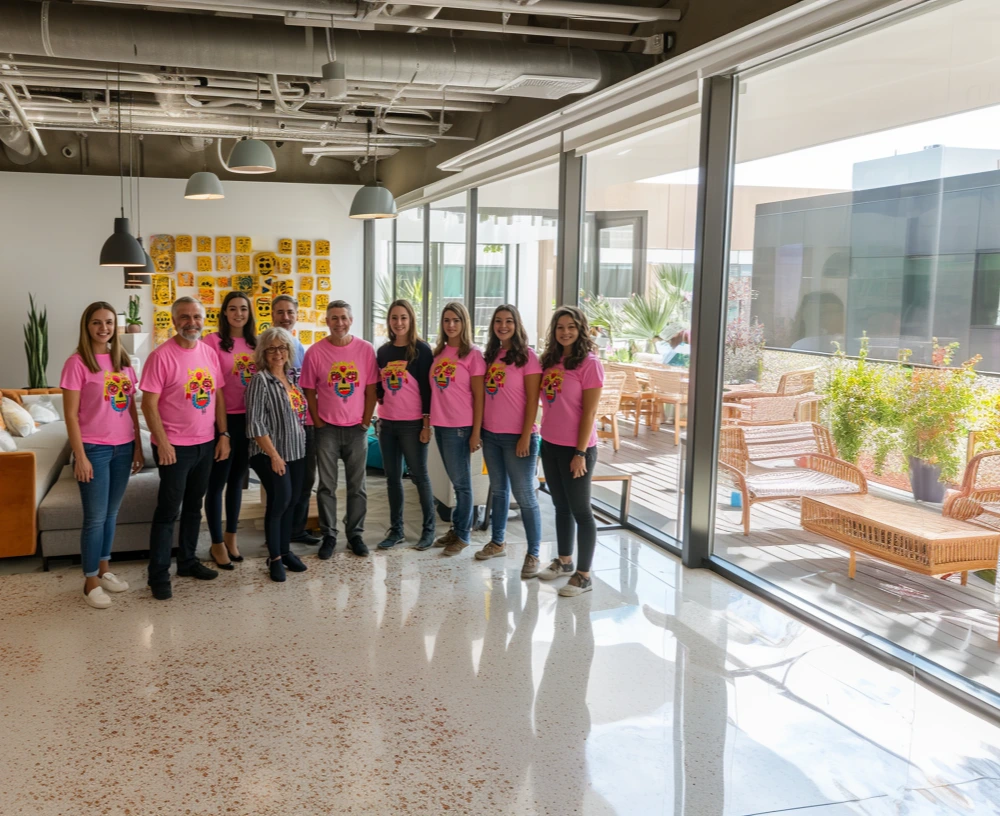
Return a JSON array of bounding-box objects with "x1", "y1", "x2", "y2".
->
[{"x1": 148, "y1": 234, "x2": 333, "y2": 347}]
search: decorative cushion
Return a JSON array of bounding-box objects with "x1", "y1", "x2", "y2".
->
[
  {"x1": 21, "y1": 393, "x2": 65, "y2": 421},
  {"x1": 0, "y1": 428, "x2": 15, "y2": 452},
  {"x1": 25, "y1": 397, "x2": 60, "y2": 424},
  {"x1": 1, "y1": 397, "x2": 36, "y2": 437},
  {"x1": 745, "y1": 470, "x2": 861, "y2": 499}
]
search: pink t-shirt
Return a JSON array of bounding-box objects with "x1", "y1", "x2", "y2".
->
[
  {"x1": 300, "y1": 336, "x2": 379, "y2": 427},
  {"x1": 59, "y1": 353, "x2": 138, "y2": 446},
  {"x1": 540, "y1": 353, "x2": 605, "y2": 448},
  {"x1": 378, "y1": 359, "x2": 423, "y2": 421},
  {"x1": 483, "y1": 348, "x2": 542, "y2": 435},
  {"x1": 139, "y1": 338, "x2": 222, "y2": 446},
  {"x1": 430, "y1": 346, "x2": 486, "y2": 428},
  {"x1": 202, "y1": 333, "x2": 256, "y2": 414}
]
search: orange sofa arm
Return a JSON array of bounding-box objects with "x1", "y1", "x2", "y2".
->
[{"x1": 0, "y1": 451, "x2": 38, "y2": 557}]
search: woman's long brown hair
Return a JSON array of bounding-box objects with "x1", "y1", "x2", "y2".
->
[
  {"x1": 218, "y1": 290, "x2": 258, "y2": 352},
  {"x1": 539, "y1": 305, "x2": 597, "y2": 371},
  {"x1": 483, "y1": 304, "x2": 529, "y2": 368},
  {"x1": 432, "y1": 301, "x2": 474, "y2": 358},
  {"x1": 76, "y1": 301, "x2": 129, "y2": 374},
  {"x1": 386, "y1": 298, "x2": 421, "y2": 362}
]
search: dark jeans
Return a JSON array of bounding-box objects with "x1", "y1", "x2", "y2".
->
[
  {"x1": 250, "y1": 454, "x2": 306, "y2": 559},
  {"x1": 482, "y1": 430, "x2": 541, "y2": 557},
  {"x1": 77, "y1": 441, "x2": 134, "y2": 577},
  {"x1": 291, "y1": 425, "x2": 317, "y2": 537},
  {"x1": 149, "y1": 441, "x2": 214, "y2": 587},
  {"x1": 315, "y1": 423, "x2": 368, "y2": 541},
  {"x1": 205, "y1": 412, "x2": 249, "y2": 542},
  {"x1": 434, "y1": 425, "x2": 473, "y2": 542},
  {"x1": 378, "y1": 418, "x2": 435, "y2": 539},
  {"x1": 540, "y1": 441, "x2": 598, "y2": 572}
]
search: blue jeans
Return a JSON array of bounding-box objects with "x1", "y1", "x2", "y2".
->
[
  {"x1": 77, "y1": 442, "x2": 134, "y2": 577},
  {"x1": 434, "y1": 426, "x2": 474, "y2": 542},
  {"x1": 482, "y1": 430, "x2": 541, "y2": 556},
  {"x1": 378, "y1": 418, "x2": 435, "y2": 539}
]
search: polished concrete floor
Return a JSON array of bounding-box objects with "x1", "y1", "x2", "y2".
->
[{"x1": 2, "y1": 480, "x2": 1000, "y2": 815}]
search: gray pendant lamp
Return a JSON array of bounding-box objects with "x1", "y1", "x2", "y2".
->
[
  {"x1": 100, "y1": 66, "x2": 146, "y2": 267},
  {"x1": 349, "y1": 124, "x2": 397, "y2": 220},
  {"x1": 322, "y1": 28, "x2": 347, "y2": 99},
  {"x1": 184, "y1": 170, "x2": 225, "y2": 200},
  {"x1": 227, "y1": 137, "x2": 276, "y2": 174}
]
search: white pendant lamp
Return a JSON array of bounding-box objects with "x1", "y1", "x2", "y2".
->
[
  {"x1": 227, "y1": 137, "x2": 276, "y2": 174},
  {"x1": 322, "y1": 28, "x2": 347, "y2": 99},
  {"x1": 349, "y1": 124, "x2": 397, "y2": 220},
  {"x1": 184, "y1": 170, "x2": 225, "y2": 199}
]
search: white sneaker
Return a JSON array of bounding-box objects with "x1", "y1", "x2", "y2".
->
[
  {"x1": 100, "y1": 572, "x2": 129, "y2": 593},
  {"x1": 537, "y1": 558, "x2": 575, "y2": 581},
  {"x1": 84, "y1": 586, "x2": 112, "y2": 609}
]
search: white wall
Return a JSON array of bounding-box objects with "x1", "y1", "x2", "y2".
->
[{"x1": 0, "y1": 172, "x2": 362, "y2": 387}]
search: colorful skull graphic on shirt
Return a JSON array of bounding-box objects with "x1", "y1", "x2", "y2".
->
[
  {"x1": 485, "y1": 362, "x2": 506, "y2": 397},
  {"x1": 433, "y1": 358, "x2": 457, "y2": 390},
  {"x1": 232, "y1": 353, "x2": 257, "y2": 388},
  {"x1": 288, "y1": 384, "x2": 308, "y2": 423},
  {"x1": 541, "y1": 368, "x2": 563, "y2": 405},
  {"x1": 103, "y1": 371, "x2": 135, "y2": 413},
  {"x1": 185, "y1": 368, "x2": 215, "y2": 411},
  {"x1": 328, "y1": 361, "x2": 359, "y2": 400},
  {"x1": 382, "y1": 360, "x2": 409, "y2": 395}
]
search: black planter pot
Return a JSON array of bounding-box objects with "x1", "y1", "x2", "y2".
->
[{"x1": 908, "y1": 456, "x2": 947, "y2": 503}]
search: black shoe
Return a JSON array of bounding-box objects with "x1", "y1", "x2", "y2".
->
[
  {"x1": 349, "y1": 536, "x2": 369, "y2": 557},
  {"x1": 318, "y1": 536, "x2": 336, "y2": 560},
  {"x1": 291, "y1": 532, "x2": 322, "y2": 545},
  {"x1": 282, "y1": 552, "x2": 308, "y2": 572},
  {"x1": 228, "y1": 552, "x2": 244, "y2": 563},
  {"x1": 414, "y1": 533, "x2": 435, "y2": 551},
  {"x1": 177, "y1": 562, "x2": 219, "y2": 580},
  {"x1": 151, "y1": 583, "x2": 172, "y2": 601},
  {"x1": 210, "y1": 545, "x2": 235, "y2": 571},
  {"x1": 377, "y1": 529, "x2": 405, "y2": 550},
  {"x1": 267, "y1": 556, "x2": 286, "y2": 583}
]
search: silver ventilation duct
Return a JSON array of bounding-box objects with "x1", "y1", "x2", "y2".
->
[{"x1": 0, "y1": 0, "x2": 642, "y2": 92}]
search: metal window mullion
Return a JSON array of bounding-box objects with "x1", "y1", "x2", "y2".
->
[
  {"x1": 362, "y1": 219, "x2": 375, "y2": 343},
  {"x1": 682, "y1": 75, "x2": 738, "y2": 569},
  {"x1": 466, "y1": 188, "x2": 478, "y2": 325},
  {"x1": 556, "y1": 148, "x2": 585, "y2": 307},
  {"x1": 422, "y1": 203, "x2": 431, "y2": 338}
]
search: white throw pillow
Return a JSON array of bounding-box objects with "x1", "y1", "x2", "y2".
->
[
  {"x1": 0, "y1": 428, "x2": 16, "y2": 452},
  {"x1": 26, "y1": 398, "x2": 60, "y2": 425},
  {"x1": 1, "y1": 397, "x2": 36, "y2": 437},
  {"x1": 22, "y1": 393, "x2": 65, "y2": 421}
]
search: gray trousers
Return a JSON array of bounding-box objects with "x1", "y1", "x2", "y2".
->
[{"x1": 315, "y1": 423, "x2": 368, "y2": 541}]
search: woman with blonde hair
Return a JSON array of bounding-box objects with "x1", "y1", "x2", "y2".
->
[
  {"x1": 429, "y1": 301, "x2": 485, "y2": 556},
  {"x1": 245, "y1": 326, "x2": 308, "y2": 582},
  {"x1": 60, "y1": 301, "x2": 144, "y2": 608},
  {"x1": 374, "y1": 299, "x2": 436, "y2": 550}
]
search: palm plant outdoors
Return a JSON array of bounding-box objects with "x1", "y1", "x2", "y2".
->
[{"x1": 373, "y1": 275, "x2": 424, "y2": 326}]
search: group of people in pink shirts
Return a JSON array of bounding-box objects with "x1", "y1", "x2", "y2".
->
[{"x1": 61, "y1": 292, "x2": 605, "y2": 608}]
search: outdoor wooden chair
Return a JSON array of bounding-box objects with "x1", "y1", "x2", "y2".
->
[
  {"x1": 605, "y1": 363, "x2": 653, "y2": 437},
  {"x1": 596, "y1": 371, "x2": 627, "y2": 452},
  {"x1": 943, "y1": 451, "x2": 1000, "y2": 531},
  {"x1": 645, "y1": 368, "x2": 688, "y2": 445},
  {"x1": 722, "y1": 366, "x2": 821, "y2": 421},
  {"x1": 722, "y1": 393, "x2": 822, "y2": 426},
  {"x1": 718, "y1": 425, "x2": 867, "y2": 535}
]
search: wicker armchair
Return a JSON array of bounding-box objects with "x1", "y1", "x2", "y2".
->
[
  {"x1": 646, "y1": 368, "x2": 688, "y2": 445},
  {"x1": 722, "y1": 394, "x2": 822, "y2": 426},
  {"x1": 605, "y1": 363, "x2": 653, "y2": 437},
  {"x1": 596, "y1": 371, "x2": 627, "y2": 452},
  {"x1": 719, "y1": 426, "x2": 867, "y2": 535},
  {"x1": 943, "y1": 451, "x2": 1000, "y2": 531},
  {"x1": 723, "y1": 367, "x2": 821, "y2": 422}
]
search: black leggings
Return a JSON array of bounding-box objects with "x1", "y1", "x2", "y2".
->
[
  {"x1": 540, "y1": 441, "x2": 598, "y2": 573},
  {"x1": 206, "y1": 412, "x2": 249, "y2": 542},
  {"x1": 250, "y1": 454, "x2": 306, "y2": 559}
]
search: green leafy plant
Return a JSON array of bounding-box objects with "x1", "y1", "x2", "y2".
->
[
  {"x1": 898, "y1": 341, "x2": 984, "y2": 482},
  {"x1": 23, "y1": 293, "x2": 49, "y2": 389},
  {"x1": 126, "y1": 294, "x2": 142, "y2": 327},
  {"x1": 621, "y1": 290, "x2": 678, "y2": 353},
  {"x1": 373, "y1": 275, "x2": 424, "y2": 327},
  {"x1": 651, "y1": 263, "x2": 691, "y2": 321},
  {"x1": 581, "y1": 294, "x2": 626, "y2": 346}
]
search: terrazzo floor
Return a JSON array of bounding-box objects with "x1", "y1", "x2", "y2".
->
[{"x1": 2, "y1": 478, "x2": 1000, "y2": 815}]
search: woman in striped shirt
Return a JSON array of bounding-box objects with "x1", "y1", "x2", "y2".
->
[{"x1": 245, "y1": 327, "x2": 309, "y2": 582}]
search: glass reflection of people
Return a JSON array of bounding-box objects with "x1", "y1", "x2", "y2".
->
[
  {"x1": 789, "y1": 291, "x2": 845, "y2": 352},
  {"x1": 659, "y1": 328, "x2": 691, "y2": 367}
]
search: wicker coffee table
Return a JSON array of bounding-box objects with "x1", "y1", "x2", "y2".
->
[{"x1": 801, "y1": 493, "x2": 1000, "y2": 584}]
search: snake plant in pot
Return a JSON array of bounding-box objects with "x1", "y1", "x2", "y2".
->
[
  {"x1": 126, "y1": 293, "x2": 143, "y2": 334},
  {"x1": 23, "y1": 293, "x2": 49, "y2": 388}
]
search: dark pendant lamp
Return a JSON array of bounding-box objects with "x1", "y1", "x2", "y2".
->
[
  {"x1": 349, "y1": 122, "x2": 397, "y2": 220},
  {"x1": 100, "y1": 65, "x2": 146, "y2": 267},
  {"x1": 130, "y1": 100, "x2": 156, "y2": 278}
]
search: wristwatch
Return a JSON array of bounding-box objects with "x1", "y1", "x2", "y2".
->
[
  {"x1": 574, "y1": 450, "x2": 587, "y2": 458},
  {"x1": 220, "y1": 431, "x2": 231, "y2": 438}
]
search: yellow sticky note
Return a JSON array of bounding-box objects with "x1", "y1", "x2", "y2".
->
[
  {"x1": 216, "y1": 255, "x2": 233, "y2": 272},
  {"x1": 255, "y1": 295, "x2": 272, "y2": 321},
  {"x1": 216, "y1": 276, "x2": 230, "y2": 288},
  {"x1": 204, "y1": 307, "x2": 220, "y2": 328},
  {"x1": 176, "y1": 235, "x2": 193, "y2": 253},
  {"x1": 278, "y1": 257, "x2": 292, "y2": 275},
  {"x1": 151, "y1": 275, "x2": 175, "y2": 306},
  {"x1": 197, "y1": 275, "x2": 214, "y2": 289},
  {"x1": 235, "y1": 236, "x2": 252, "y2": 254},
  {"x1": 316, "y1": 259, "x2": 330, "y2": 276},
  {"x1": 278, "y1": 238, "x2": 293, "y2": 255},
  {"x1": 235, "y1": 255, "x2": 250, "y2": 273},
  {"x1": 197, "y1": 256, "x2": 212, "y2": 272},
  {"x1": 297, "y1": 309, "x2": 308, "y2": 322},
  {"x1": 273, "y1": 278, "x2": 295, "y2": 296},
  {"x1": 314, "y1": 331, "x2": 328, "y2": 343},
  {"x1": 196, "y1": 236, "x2": 211, "y2": 253},
  {"x1": 315, "y1": 239, "x2": 330, "y2": 256},
  {"x1": 215, "y1": 236, "x2": 232, "y2": 254},
  {"x1": 299, "y1": 276, "x2": 314, "y2": 290},
  {"x1": 299, "y1": 330, "x2": 313, "y2": 345},
  {"x1": 316, "y1": 276, "x2": 331, "y2": 291},
  {"x1": 298, "y1": 292, "x2": 312, "y2": 308},
  {"x1": 198, "y1": 288, "x2": 215, "y2": 306},
  {"x1": 153, "y1": 309, "x2": 171, "y2": 331},
  {"x1": 296, "y1": 240, "x2": 312, "y2": 256},
  {"x1": 316, "y1": 294, "x2": 329, "y2": 310},
  {"x1": 233, "y1": 274, "x2": 254, "y2": 293},
  {"x1": 177, "y1": 272, "x2": 194, "y2": 287},
  {"x1": 297, "y1": 257, "x2": 312, "y2": 273}
]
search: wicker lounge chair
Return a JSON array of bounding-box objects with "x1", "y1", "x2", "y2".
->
[{"x1": 943, "y1": 451, "x2": 1000, "y2": 531}]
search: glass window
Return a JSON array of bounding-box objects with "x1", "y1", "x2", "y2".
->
[
  {"x1": 371, "y1": 218, "x2": 394, "y2": 348},
  {"x1": 395, "y1": 207, "x2": 426, "y2": 335},
  {"x1": 428, "y1": 192, "x2": 468, "y2": 345},
  {"x1": 714, "y1": 0, "x2": 1000, "y2": 697}
]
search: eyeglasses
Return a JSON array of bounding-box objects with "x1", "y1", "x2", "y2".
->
[{"x1": 264, "y1": 346, "x2": 289, "y2": 355}]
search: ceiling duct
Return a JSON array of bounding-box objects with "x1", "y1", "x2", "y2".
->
[
  {"x1": 0, "y1": 123, "x2": 39, "y2": 164},
  {"x1": 0, "y1": 0, "x2": 642, "y2": 92}
]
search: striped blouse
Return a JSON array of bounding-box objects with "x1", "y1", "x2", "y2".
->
[{"x1": 245, "y1": 368, "x2": 307, "y2": 462}]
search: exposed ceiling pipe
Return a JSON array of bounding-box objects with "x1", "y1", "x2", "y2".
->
[
  {"x1": 386, "y1": 4, "x2": 443, "y2": 35},
  {"x1": 0, "y1": 81, "x2": 47, "y2": 155},
  {"x1": 0, "y1": 1, "x2": 643, "y2": 90}
]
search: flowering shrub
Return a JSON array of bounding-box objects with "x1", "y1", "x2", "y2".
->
[{"x1": 724, "y1": 319, "x2": 765, "y2": 383}]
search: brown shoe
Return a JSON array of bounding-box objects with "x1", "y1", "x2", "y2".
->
[
  {"x1": 520, "y1": 554, "x2": 540, "y2": 579},
  {"x1": 442, "y1": 537, "x2": 470, "y2": 557},
  {"x1": 434, "y1": 529, "x2": 457, "y2": 548},
  {"x1": 475, "y1": 541, "x2": 506, "y2": 561}
]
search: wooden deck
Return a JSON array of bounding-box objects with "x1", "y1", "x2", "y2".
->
[{"x1": 594, "y1": 415, "x2": 1000, "y2": 696}]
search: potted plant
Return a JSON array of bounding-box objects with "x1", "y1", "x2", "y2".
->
[
  {"x1": 126, "y1": 293, "x2": 143, "y2": 334},
  {"x1": 23, "y1": 293, "x2": 49, "y2": 388},
  {"x1": 898, "y1": 341, "x2": 984, "y2": 502}
]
